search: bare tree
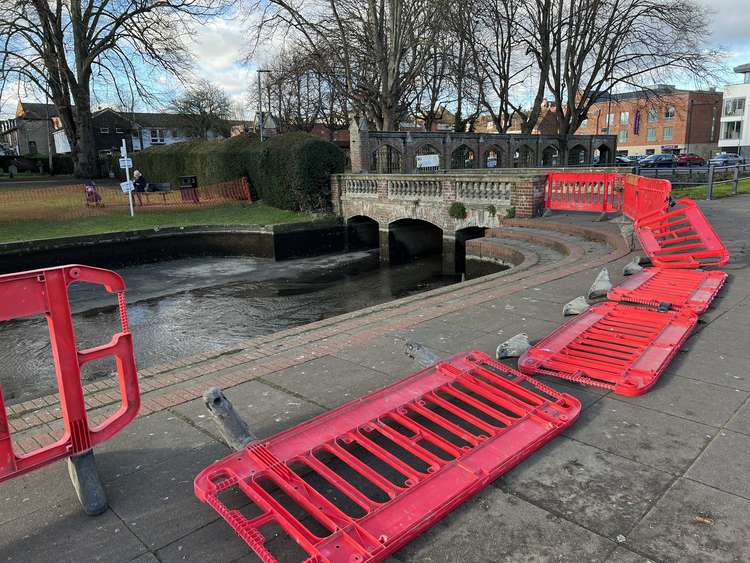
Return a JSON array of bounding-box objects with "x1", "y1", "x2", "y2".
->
[
  {"x1": 247, "y1": 0, "x2": 443, "y2": 131},
  {"x1": 532, "y1": 0, "x2": 720, "y2": 155},
  {"x1": 0, "y1": 0, "x2": 228, "y2": 176},
  {"x1": 171, "y1": 80, "x2": 233, "y2": 138}
]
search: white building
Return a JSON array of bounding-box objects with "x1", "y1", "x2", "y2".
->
[{"x1": 719, "y1": 63, "x2": 750, "y2": 157}]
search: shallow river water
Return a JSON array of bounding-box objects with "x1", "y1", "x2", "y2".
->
[{"x1": 0, "y1": 251, "x2": 475, "y2": 403}]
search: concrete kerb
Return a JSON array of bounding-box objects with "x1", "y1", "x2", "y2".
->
[{"x1": 6, "y1": 219, "x2": 630, "y2": 448}]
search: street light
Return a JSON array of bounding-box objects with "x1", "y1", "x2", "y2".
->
[{"x1": 257, "y1": 69, "x2": 271, "y2": 142}]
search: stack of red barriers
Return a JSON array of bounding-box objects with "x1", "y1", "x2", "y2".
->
[{"x1": 518, "y1": 173, "x2": 729, "y2": 396}]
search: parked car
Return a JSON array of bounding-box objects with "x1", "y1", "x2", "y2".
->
[
  {"x1": 709, "y1": 153, "x2": 745, "y2": 167},
  {"x1": 677, "y1": 153, "x2": 706, "y2": 167},
  {"x1": 639, "y1": 154, "x2": 677, "y2": 168},
  {"x1": 614, "y1": 156, "x2": 632, "y2": 166},
  {"x1": 625, "y1": 155, "x2": 644, "y2": 163}
]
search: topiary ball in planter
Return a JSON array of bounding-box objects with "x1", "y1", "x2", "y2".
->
[{"x1": 449, "y1": 201, "x2": 467, "y2": 219}]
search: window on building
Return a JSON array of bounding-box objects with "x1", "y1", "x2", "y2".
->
[
  {"x1": 580, "y1": 119, "x2": 588, "y2": 129},
  {"x1": 28, "y1": 140, "x2": 37, "y2": 154},
  {"x1": 605, "y1": 113, "x2": 615, "y2": 126},
  {"x1": 115, "y1": 127, "x2": 124, "y2": 134},
  {"x1": 620, "y1": 111, "x2": 629, "y2": 125},
  {"x1": 721, "y1": 121, "x2": 742, "y2": 140},
  {"x1": 665, "y1": 106, "x2": 676, "y2": 120},
  {"x1": 647, "y1": 127, "x2": 657, "y2": 141},
  {"x1": 723, "y1": 98, "x2": 746, "y2": 117},
  {"x1": 150, "y1": 129, "x2": 166, "y2": 144},
  {"x1": 645, "y1": 149, "x2": 655, "y2": 155},
  {"x1": 618, "y1": 130, "x2": 628, "y2": 143},
  {"x1": 648, "y1": 109, "x2": 657, "y2": 122},
  {"x1": 99, "y1": 127, "x2": 109, "y2": 134},
  {"x1": 663, "y1": 126, "x2": 673, "y2": 140}
]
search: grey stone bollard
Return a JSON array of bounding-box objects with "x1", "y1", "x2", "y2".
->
[
  {"x1": 496, "y1": 333, "x2": 531, "y2": 359},
  {"x1": 403, "y1": 341, "x2": 441, "y2": 368},
  {"x1": 203, "y1": 387, "x2": 257, "y2": 451},
  {"x1": 563, "y1": 296, "x2": 589, "y2": 316},
  {"x1": 623, "y1": 258, "x2": 644, "y2": 276},
  {"x1": 67, "y1": 450, "x2": 108, "y2": 516},
  {"x1": 587, "y1": 268, "x2": 612, "y2": 300}
]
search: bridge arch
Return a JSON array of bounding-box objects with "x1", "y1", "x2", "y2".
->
[
  {"x1": 346, "y1": 215, "x2": 379, "y2": 251},
  {"x1": 387, "y1": 218, "x2": 443, "y2": 264}
]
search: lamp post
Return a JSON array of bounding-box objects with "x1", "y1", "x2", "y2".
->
[{"x1": 257, "y1": 69, "x2": 271, "y2": 142}]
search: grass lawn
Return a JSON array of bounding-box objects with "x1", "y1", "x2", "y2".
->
[
  {"x1": 674, "y1": 177, "x2": 750, "y2": 200},
  {"x1": 0, "y1": 203, "x2": 313, "y2": 244}
]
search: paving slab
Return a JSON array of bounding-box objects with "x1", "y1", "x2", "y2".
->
[
  {"x1": 604, "y1": 547, "x2": 656, "y2": 562},
  {"x1": 261, "y1": 354, "x2": 402, "y2": 409},
  {"x1": 95, "y1": 411, "x2": 218, "y2": 482},
  {"x1": 686, "y1": 430, "x2": 750, "y2": 499},
  {"x1": 156, "y1": 518, "x2": 252, "y2": 562},
  {"x1": 608, "y1": 370, "x2": 748, "y2": 428},
  {"x1": 392, "y1": 486, "x2": 615, "y2": 562},
  {"x1": 171, "y1": 378, "x2": 325, "y2": 442},
  {"x1": 106, "y1": 441, "x2": 229, "y2": 549},
  {"x1": 667, "y1": 347, "x2": 750, "y2": 392},
  {"x1": 332, "y1": 333, "x2": 439, "y2": 377},
  {"x1": 726, "y1": 398, "x2": 750, "y2": 436},
  {"x1": 499, "y1": 436, "x2": 673, "y2": 540},
  {"x1": 400, "y1": 318, "x2": 493, "y2": 355},
  {"x1": 129, "y1": 554, "x2": 160, "y2": 563},
  {"x1": 0, "y1": 504, "x2": 147, "y2": 562},
  {"x1": 564, "y1": 397, "x2": 715, "y2": 474},
  {"x1": 629, "y1": 478, "x2": 750, "y2": 562}
]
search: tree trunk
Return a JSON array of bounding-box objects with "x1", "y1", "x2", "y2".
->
[{"x1": 72, "y1": 87, "x2": 98, "y2": 178}]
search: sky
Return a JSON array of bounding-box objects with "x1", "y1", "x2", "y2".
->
[{"x1": 2, "y1": 0, "x2": 750, "y2": 119}]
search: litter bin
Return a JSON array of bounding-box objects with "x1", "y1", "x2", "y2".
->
[{"x1": 179, "y1": 175, "x2": 199, "y2": 203}]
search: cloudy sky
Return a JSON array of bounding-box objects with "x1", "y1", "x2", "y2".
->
[{"x1": 3, "y1": 0, "x2": 750, "y2": 118}]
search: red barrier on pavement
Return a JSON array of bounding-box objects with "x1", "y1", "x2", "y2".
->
[
  {"x1": 635, "y1": 198, "x2": 730, "y2": 269},
  {"x1": 545, "y1": 172, "x2": 622, "y2": 214},
  {"x1": 622, "y1": 174, "x2": 671, "y2": 221},
  {"x1": 194, "y1": 350, "x2": 579, "y2": 562},
  {"x1": 608, "y1": 268, "x2": 728, "y2": 314},
  {"x1": 0, "y1": 265, "x2": 140, "y2": 482},
  {"x1": 518, "y1": 302, "x2": 697, "y2": 396}
]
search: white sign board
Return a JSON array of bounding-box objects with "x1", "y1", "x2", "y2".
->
[
  {"x1": 119, "y1": 158, "x2": 133, "y2": 169},
  {"x1": 120, "y1": 145, "x2": 128, "y2": 158},
  {"x1": 120, "y1": 181, "x2": 134, "y2": 193},
  {"x1": 416, "y1": 154, "x2": 440, "y2": 168}
]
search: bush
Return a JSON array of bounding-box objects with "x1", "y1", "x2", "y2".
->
[
  {"x1": 506, "y1": 206, "x2": 516, "y2": 219},
  {"x1": 486, "y1": 204, "x2": 496, "y2": 216},
  {"x1": 0, "y1": 154, "x2": 73, "y2": 175},
  {"x1": 128, "y1": 133, "x2": 346, "y2": 211},
  {"x1": 448, "y1": 201, "x2": 467, "y2": 219}
]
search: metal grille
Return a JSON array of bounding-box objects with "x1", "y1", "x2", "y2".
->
[
  {"x1": 635, "y1": 198, "x2": 729, "y2": 269},
  {"x1": 608, "y1": 268, "x2": 728, "y2": 314},
  {"x1": 194, "y1": 351, "x2": 579, "y2": 562},
  {"x1": 518, "y1": 302, "x2": 698, "y2": 396}
]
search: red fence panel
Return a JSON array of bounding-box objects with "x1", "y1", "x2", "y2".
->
[
  {"x1": 608, "y1": 268, "x2": 728, "y2": 314},
  {"x1": 635, "y1": 198, "x2": 730, "y2": 269},
  {"x1": 518, "y1": 302, "x2": 698, "y2": 396},
  {"x1": 194, "y1": 350, "x2": 579, "y2": 562},
  {"x1": 0, "y1": 265, "x2": 140, "y2": 482},
  {"x1": 545, "y1": 172, "x2": 623, "y2": 213},
  {"x1": 622, "y1": 174, "x2": 672, "y2": 221}
]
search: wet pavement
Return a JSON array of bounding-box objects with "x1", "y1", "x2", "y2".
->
[{"x1": 1, "y1": 196, "x2": 750, "y2": 562}]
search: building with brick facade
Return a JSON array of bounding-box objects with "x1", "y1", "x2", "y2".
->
[
  {"x1": 0, "y1": 102, "x2": 57, "y2": 156},
  {"x1": 718, "y1": 63, "x2": 750, "y2": 157},
  {"x1": 575, "y1": 86, "x2": 722, "y2": 159}
]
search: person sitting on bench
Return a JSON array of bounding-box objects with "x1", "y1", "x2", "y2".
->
[{"x1": 133, "y1": 170, "x2": 147, "y2": 206}]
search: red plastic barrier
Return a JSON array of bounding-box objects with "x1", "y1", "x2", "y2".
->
[
  {"x1": 622, "y1": 174, "x2": 671, "y2": 221},
  {"x1": 518, "y1": 302, "x2": 697, "y2": 396},
  {"x1": 608, "y1": 268, "x2": 728, "y2": 314},
  {"x1": 635, "y1": 198, "x2": 730, "y2": 269},
  {"x1": 194, "y1": 350, "x2": 579, "y2": 562},
  {"x1": 0, "y1": 265, "x2": 140, "y2": 482},
  {"x1": 545, "y1": 172, "x2": 622, "y2": 213}
]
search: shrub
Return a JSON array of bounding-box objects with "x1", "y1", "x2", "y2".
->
[
  {"x1": 486, "y1": 204, "x2": 496, "y2": 216},
  {"x1": 448, "y1": 201, "x2": 467, "y2": 219},
  {"x1": 506, "y1": 206, "x2": 516, "y2": 219},
  {"x1": 128, "y1": 132, "x2": 346, "y2": 211}
]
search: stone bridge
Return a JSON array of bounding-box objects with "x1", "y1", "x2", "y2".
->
[{"x1": 330, "y1": 172, "x2": 546, "y2": 273}]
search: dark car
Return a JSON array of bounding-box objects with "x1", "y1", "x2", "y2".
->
[
  {"x1": 709, "y1": 153, "x2": 745, "y2": 167},
  {"x1": 639, "y1": 154, "x2": 677, "y2": 168},
  {"x1": 677, "y1": 153, "x2": 706, "y2": 167}
]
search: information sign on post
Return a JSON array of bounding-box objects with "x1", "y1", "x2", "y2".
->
[
  {"x1": 120, "y1": 139, "x2": 134, "y2": 217},
  {"x1": 416, "y1": 154, "x2": 440, "y2": 169}
]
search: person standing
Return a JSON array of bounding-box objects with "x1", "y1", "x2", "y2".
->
[{"x1": 133, "y1": 170, "x2": 147, "y2": 206}]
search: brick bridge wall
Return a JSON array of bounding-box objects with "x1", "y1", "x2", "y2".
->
[{"x1": 331, "y1": 172, "x2": 546, "y2": 272}]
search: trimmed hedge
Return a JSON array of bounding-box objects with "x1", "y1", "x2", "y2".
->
[
  {"x1": 0, "y1": 154, "x2": 74, "y2": 175},
  {"x1": 127, "y1": 133, "x2": 346, "y2": 211}
]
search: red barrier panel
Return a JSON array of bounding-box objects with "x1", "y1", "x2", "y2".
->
[
  {"x1": 518, "y1": 302, "x2": 698, "y2": 396},
  {"x1": 0, "y1": 265, "x2": 140, "y2": 482},
  {"x1": 195, "y1": 350, "x2": 579, "y2": 562},
  {"x1": 608, "y1": 268, "x2": 728, "y2": 314},
  {"x1": 635, "y1": 198, "x2": 730, "y2": 269},
  {"x1": 545, "y1": 172, "x2": 622, "y2": 213},
  {"x1": 622, "y1": 174, "x2": 671, "y2": 221}
]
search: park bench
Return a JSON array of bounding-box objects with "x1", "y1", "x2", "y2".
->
[{"x1": 138, "y1": 182, "x2": 171, "y2": 205}]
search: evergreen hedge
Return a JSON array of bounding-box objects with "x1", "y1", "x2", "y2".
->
[{"x1": 128, "y1": 133, "x2": 346, "y2": 211}]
